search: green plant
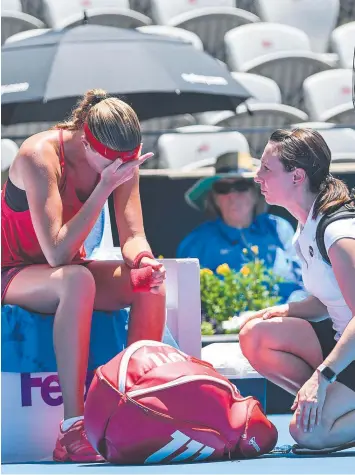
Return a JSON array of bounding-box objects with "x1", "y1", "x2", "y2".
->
[
  {"x1": 200, "y1": 245, "x2": 283, "y2": 334},
  {"x1": 201, "y1": 321, "x2": 215, "y2": 336}
]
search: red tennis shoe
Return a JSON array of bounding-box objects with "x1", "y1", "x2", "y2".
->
[{"x1": 53, "y1": 419, "x2": 104, "y2": 462}]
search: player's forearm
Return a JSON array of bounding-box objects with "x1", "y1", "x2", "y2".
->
[
  {"x1": 49, "y1": 183, "x2": 109, "y2": 266},
  {"x1": 288, "y1": 295, "x2": 328, "y2": 320}
]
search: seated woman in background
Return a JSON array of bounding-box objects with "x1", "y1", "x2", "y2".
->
[{"x1": 177, "y1": 152, "x2": 304, "y2": 303}]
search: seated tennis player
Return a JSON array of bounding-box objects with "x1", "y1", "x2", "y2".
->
[{"x1": 1, "y1": 89, "x2": 166, "y2": 462}]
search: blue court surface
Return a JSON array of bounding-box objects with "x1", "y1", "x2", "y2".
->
[{"x1": 2, "y1": 415, "x2": 355, "y2": 474}]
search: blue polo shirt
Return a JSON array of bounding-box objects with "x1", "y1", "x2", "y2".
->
[{"x1": 177, "y1": 213, "x2": 304, "y2": 303}]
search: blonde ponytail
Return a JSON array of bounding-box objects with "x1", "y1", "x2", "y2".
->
[{"x1": 54, "y1": 89, "x2": 141, "y2": 152}]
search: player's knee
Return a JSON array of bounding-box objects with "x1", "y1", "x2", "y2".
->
[
  {"x1": 289, "y1": 419, "x2": 327, "y2": 449},
  {"x1": 239, "y1": 318, "x2": 265, "y2": 361},
  {"x1": 61, "y1": 265, "x2": 96, "y2": 299}
]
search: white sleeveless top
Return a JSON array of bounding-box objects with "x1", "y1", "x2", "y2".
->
[{"x1": 293, "y1": 201, "x2": 355, "y2": 340}]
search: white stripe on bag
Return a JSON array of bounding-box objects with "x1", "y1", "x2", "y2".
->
[{"x1": 144, "y1": 430, "x2": 215, "y2": 464}]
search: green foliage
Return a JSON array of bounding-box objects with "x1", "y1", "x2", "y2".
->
[
  {"x1": 201, "y1": 321, "x2": 215, "y2": 336},
  {"x1": 200, "y1": 246, "x2": 283, "y2": 335}
]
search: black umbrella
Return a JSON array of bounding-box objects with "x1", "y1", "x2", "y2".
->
[{"x1": 1, "y1": 25, "x2": 250, "y2": 125}]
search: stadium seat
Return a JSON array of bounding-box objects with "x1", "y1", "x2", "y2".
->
[
  {"x1": 331, "y1": 21, "x2": 355, "y2": 69},
  {"x1": 1, "y1": 11, "x2": 45, "y2": 44},
  {"x1": 57, "y1": 8, "x2": 152, "y2": 29},
  {"x1": 212, "y1": 103, "x2": 309, "y2": 158},
  {"x1": 1, "y1": 138, "x2": 19, "y2": 186},
  {"x1": 137, "y1": 24, "x2": 204, "y2": 50},
  {"x1": 195, "y1": 72, "x2": 284, "y2": 133},
  {"x1": 157, "y1": 124, "x2": 250, "y2": 169},
  {"x1": 225, "y1": 24, "x2": 333, "y2": 110},
  {"x1": 140, "y1": 114, "x2": 197, "y2": 168},
  {"x1": 41, "y1": 0, "x2": 130, "y2": 27},
  {"x1": 129, "y1": 0, "x2": 153, "y2": 18},
  {"x1": 256, "y1": 0, "x2": 340, "y2": 53},
  {"x1": 169, "y1": 7, "x2": 260, "y2": 62},
  {"x1": 225, "y1": 22, "x2": 312, "y2": 70},
  {"x1": 2, "y1": 122, "x2": 57, "y2": 148},
  {"x1": 19, "y1": 0, "x2": 48, "y2": 25},
  {"x1": 292, "y1": 122, "x2": 355, "y2": 160},
  {"x1": 151, "y1": 0, "x2": 235, "y2": 24},
  {"x1": 336, "y1": 0, "x2": 355, "y2": 26},
  {"x1": 235, "y1": 0, "x2": 258, "y2": 15},
  {"x1": 231, "y1": 72, "x2": 282, "y2": 104},
  {"x1": 303, "y1": 69, "x2": 353, "y2": 123},
  {"x1": 1, "y1": 0, "x2": 22, "y2": 12},
  {"x1": 5, "y1": 28, "x2": 50, "y2": 43}
]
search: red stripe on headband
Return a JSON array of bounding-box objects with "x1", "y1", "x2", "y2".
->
[{"x1": 83, "y1": 122, "x2": 141, "y2": 162}]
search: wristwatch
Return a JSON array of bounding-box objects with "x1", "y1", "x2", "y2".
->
[{"x1": 317, "y1": 364, "x2": 337, "y2": 384}]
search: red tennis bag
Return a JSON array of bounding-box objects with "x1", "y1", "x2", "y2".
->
[{"x1": 84, "y1": 340, "x2": 277, "y2": 464}]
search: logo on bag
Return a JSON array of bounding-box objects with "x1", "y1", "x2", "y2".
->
[
  {"x1": 248, "y1": 437, "x2": 261, "y2": 452},
  {"x1": 20, "y1": 372, "x2": 95, "y2": 407},
  {"x1": 144, "y1": 430, "x2": 215, "y2": 464},
  {"x1": 145, "y1": 351, "x2": 187, "y2": 367}
]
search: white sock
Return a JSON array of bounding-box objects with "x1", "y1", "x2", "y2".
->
[{"x1": 61, "y1": 415, "x2": 84, "y2": 432}]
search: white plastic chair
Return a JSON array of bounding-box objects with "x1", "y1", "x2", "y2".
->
[
  {"x1": 2, "y1": 122, "x2": 57, "y2": 148},
  {"x1": 303, "y1": 69, "x2": 354, "y2": 123},
  {"x1": 1, "y1": 138, "x2": 19, "y2": 186},
  {"x1": 137, "y1": 25, "x2": 204, "y2": 50},
  {"x1": 337, "y1": 0, "x2": 355, "y2": 26},
  {"x1": 1, "y1": 0, "x2": 21, "y2": 12},
  {"x1": 129, "y1": 0, "x2": 153, "y2": 19},
  {"x1": 151, "y1": 0, "x2": 235, "y2": 24},
  {"x1": 157, "y1": 125, "x2": 250, "y2": 169},
  {"x1": 225, "y1": 22, "x2": 312, "y2": 71},
  {"x1": 225, "y1": 24, "x2": 334, "y2": 110},
  {"x1": 235, "y1": 0, "x2": 258, "y2": 15},
  {"x1": 5, "y1": 28, "x2": 50, "y2": 43},
  {"x1": 41, "y1": 0, "x2": 130, "y2": 27},
  {"x1": 256, "y1": 0, "x2": 340, "y2": 53},
  {"x1": 57, "y1": 8, "x2": 152, "y2": 29},
  {"x1": 331, "y1": 21, "x2": 355, "y2": 69},
  {"x1": 1, "y1": 11, "x2": 45, "y2": 44},
  {"x1": 1, "y1": 138, "x2": 19, "y2": 172},
  {"x1": 213, "y1": 103, "x2": 309, "y2": 157},
  {"x1": 231, "y1": 72, "x2": 282, "y2": 104},
  {"x1": 140, "y1": 114, "x2": 197, "y2": 166},
  {"x1": 240, "y1": 54, "x2": 333, "y2": 111},
  {"x1": 195, "y1": 73, "x2": 282, "y2": 130},
  {"x1": 169, "y1": 7, "x2": 260, "y2": 61},
  {"x1": 292, "y1": 122, "x2": 355, "y2": 158}
]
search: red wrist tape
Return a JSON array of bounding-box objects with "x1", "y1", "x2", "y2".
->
[
  {"x1": 132, "y1": 251, "x2": 154, "y2": 269},
  {"x1": 131, "y1": 251, "x2": 155, "y2": 292},
  {"x1": 130, "y1": 266, "x2": 154, "y2": 292}
]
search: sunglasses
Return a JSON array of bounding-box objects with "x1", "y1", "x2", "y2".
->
[{"x1": 213, "y1": 180, "x2": 254, "y2": 195}]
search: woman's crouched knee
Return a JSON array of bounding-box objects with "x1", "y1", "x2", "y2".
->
[
  {"x1": 239, "y1": 318, "x2": 268, "y2": 362},
  {"x1": 289, "y1": 418, "x2": 331, "y2": 449}
]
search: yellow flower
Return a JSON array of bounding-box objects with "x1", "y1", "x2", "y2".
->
[
  {"x1": 201, "y1": 268, "x2": 213, "y2": 276},
  {"x1": 242, "y1": 248, "x2": 248, "y2": 255},
  {"x1": 216, "y1": 263, "x2": 231, "y2": 276},
  {"x1": 251, "y1": 245, "x2": 259, "y2": 255},
  {"x1": 240, "y1": 265, "x2": 251, "y2": 276}
]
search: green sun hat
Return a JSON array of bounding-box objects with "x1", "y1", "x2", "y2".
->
[{"x1": 185, "y1": 151, "x2": 259, "y2": 212}]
